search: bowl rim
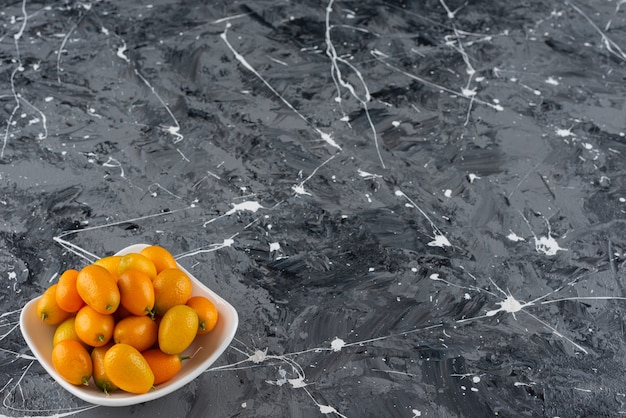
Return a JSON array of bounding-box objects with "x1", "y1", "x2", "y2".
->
[{"x1": 19, "y1": 243, "x2": 238, "y2": 407}]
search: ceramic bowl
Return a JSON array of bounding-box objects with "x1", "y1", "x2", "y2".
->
[{"x1": 20, "y1": 243, "x2": 238, "y2": 407}]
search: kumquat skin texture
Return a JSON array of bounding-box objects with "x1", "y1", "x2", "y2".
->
[{"x1": 34, "y1": 244, "x2": 225, "y2": 396}]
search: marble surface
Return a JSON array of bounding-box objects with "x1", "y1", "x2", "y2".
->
[{"x1": 1, "y1": 0, "x2": 626, "y2": 417}]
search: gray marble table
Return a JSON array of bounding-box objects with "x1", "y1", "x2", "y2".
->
[{"x1": 1, "y1": 0, "x2": 625, "y2": 416}]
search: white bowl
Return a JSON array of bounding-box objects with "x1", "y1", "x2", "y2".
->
[{"x1": 20, "y1": 243, "x2": 238, "y2": 407}]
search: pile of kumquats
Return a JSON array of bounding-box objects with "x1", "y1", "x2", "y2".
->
[{"x1": 35, "y1": 245, "x2": 218, "y2": 395}]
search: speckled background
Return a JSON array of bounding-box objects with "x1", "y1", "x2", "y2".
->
[{"x1": 1, "y1": 0, "x2": 626, "y2": 416}]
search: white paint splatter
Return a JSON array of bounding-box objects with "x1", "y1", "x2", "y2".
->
[
  {"x1": 269, "y1": 242, "x2": 281, "y2": 252},
  {"x1": 468, "y1": 173, "x2": 481, "y2": 183},
  {"x1": 545, "y1": 77, "x2": 559, "y2": 85},
  {"x1": 319, "y1": 405, "x2": 338, "y2": 414},
  {"x1": 438, "y1": 0, "x2": 463, "y2": 19},
  {"x1": 176, "y1": 237, "x2": 236, "y2": 257},
  {"x1": 324, "y1": 1, "x2": 381, "y2": 166},
  {"x1": 249, "y1": 349, "x2": 267, "y2": 363},
  {"x1": 534, "y1": 235, "x2": 567, "y2": 256},
  {"x1": 357, "y1": 168, "x2": 382, "y2": 179},
  {"x1": 555, "y1": 127, "x2": 574, "y2": 137},
  {"x1": 373, "y1": 50, "x2": 503, "y2": 112},
  {"x1": 486, "y1": 294, "x2": 531, "y2": 317},
  {"x1": 292, "y1": 184, "x2": 312, "y2": 196},
  {"x1": 116, "y1": 41, "x2": 130, "y2": 63},
  {"x1": 223, "y1": 201, "x2": 264, "y2": 216},
  {"x1": 395, "y1": 189, "x2": 452, "y2": 248},
  {"x1": 102, "y1": 157, "x2": 125, "y2": 177},
  {"x1": 221, "y1": 238, "x2": 235, "y2": 247},
  {"x1": 221, "y1": 24, "x2": 339, "y2": 150},
  {"x1": 507, "y1": 231, "x2": 526, "y2": 242},
  {"x1": 166, "y1": 125, "x2": 183, "y2": 142},
  {"x1": 267, "y1": 367, "x2": 288, "y2": 386},
  {"x1": 320, "y1": 132, "x2": 342, "y2": 150},
  {"x1": 461, "y1": 87, "x2": 476, "y2": 97},
  {"x1": 292, "y1": 154, "x2": 337, "y2": 197},
  {"x1": 428, "y1": 234, "x2": 451, "y2": 248},
  {"x1": 519, "y1": 212, "x2": 567, "y2": 256},
  {"x1": 444, "y1": 189, "x2": 452, "y2": 198},
  {"x1": 133, "y1": 69, "x2": 184, "y2": 143},
  {"x1": 267, "y1": 366, "x2": 290, "y2": 386},
  {"x1": 330, "y1": 337, "x2": 345, "y2": 352},
  {"x1": 288, "y1": 377, "x2": 308, "y2": 388}
]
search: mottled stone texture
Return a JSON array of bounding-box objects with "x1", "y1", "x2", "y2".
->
[{"x1": 1, "y1": 0, "x2": 625, "y2": 417}]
